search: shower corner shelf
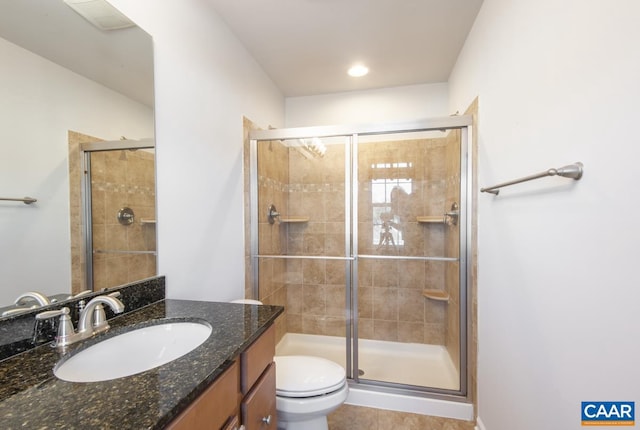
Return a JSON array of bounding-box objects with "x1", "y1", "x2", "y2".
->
[
  {"x1": 416, "y1": 216, "x2": 445, "y2": 224},
  {"x1": 422, "y1": 289, "x2": 450, "y2": 302},
  {"x1": 280, "y1": 217, "x2": 309, "y2": 223}
]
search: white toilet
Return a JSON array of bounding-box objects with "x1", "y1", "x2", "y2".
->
[
  {"x1": 274, "y1": 355, "x2": 349, "y2": 430},
  {"x1": 229, "y1": 300, "x2": 348, "y2": 429}
]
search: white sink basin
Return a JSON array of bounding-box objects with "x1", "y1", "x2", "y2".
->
[{"x1": 54, "y1": 321, "x2": 212, "y2": 383}]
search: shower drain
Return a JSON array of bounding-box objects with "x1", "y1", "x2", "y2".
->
[{"x1": 358, "y1": 369, "x2": 365, "y2": 376}]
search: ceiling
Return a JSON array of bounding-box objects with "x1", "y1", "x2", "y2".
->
[
  {"x1": 208, "y1": 0, "x2": 484, "y2": 97},
  {"x1": 1, "y1": 0, "x2": 483, "y2": 104}
]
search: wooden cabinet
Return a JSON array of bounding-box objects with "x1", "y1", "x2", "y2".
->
[
  {"x1": 242, "y1": 362, "x2": 276, "y2": 430},
  {"x1": 241, "y1": 325, "x2": 277, "y2": 430},
  {"x1": 166, "y1": 361, "x2": 240, "y2": 430},
  {"x1": 166, "y1": 325, "x2": 276, "y2": 430},
  {"x1": 241, "y1": 324, "x2": 275, "y2": 394}
]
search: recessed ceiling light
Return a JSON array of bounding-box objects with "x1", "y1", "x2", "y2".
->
[{"x1": 348, "y1": 64, "x2": 369, "y2": 78}]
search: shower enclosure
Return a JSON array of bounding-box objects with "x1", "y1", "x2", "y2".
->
[{"x1": 249, "y1": 116, "x2": 471, "y2": 398}]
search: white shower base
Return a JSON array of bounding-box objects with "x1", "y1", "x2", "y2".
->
[
  {"x1": 276, "y1": 333, "x2": 473, "y2": 420},
  {"x1": 276, "y1": 332, "x2": 458, "y2": 390}
]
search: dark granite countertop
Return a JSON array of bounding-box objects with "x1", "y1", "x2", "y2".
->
[{"x1": 0, "y1": 299, "x2": 283, "y2": 430}]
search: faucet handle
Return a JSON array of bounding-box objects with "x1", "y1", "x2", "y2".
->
[
  {"x1": 35, "y1": 307, "x2": 78, "y2": 348},
  {"x1": 35, "y1": 307, "x2": 67, "y2": 320}
]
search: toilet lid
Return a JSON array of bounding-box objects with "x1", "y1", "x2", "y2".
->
[{"x1": 274, "y1": 355, "x2": 346, "y2": 397}]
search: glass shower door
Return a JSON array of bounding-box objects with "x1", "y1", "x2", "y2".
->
[
  {"x1": 353, "y1": 128, "x2": 465, "y2": 393},
  {"x1": 254, "y1": 135, "x2": 352, "y2": 362},
  {"x1": 249, "y1": 117, "x2": 471, "y2": 398}
]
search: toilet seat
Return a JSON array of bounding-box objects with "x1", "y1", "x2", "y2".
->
[{"x1": 274, "y1": 355, "x2": 346, "y2": 398}]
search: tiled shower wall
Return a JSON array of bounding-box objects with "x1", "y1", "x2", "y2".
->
[
  {"x1": 285, "y1": 143, "x2": 347, "y2": 336},
  {"x1": 355, "y1": 138, "x2": 451, "y2": 344},
  {"x1": 89, "y1": 149, "x2": 156, "y2": 290},
  {"x1": 255, "y1": 136, "x2": 289, "y2": 342},
  {"x1": 254, "y1": 134, "x2": 461, "y2": 348},
  {"x1": 68, "y1": 130, "x2": 156, "y2": 293}
]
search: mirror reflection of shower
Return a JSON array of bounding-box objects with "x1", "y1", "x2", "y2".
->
[{"x1": 79, "y1": 138, "x2": 157, "y2": 291}]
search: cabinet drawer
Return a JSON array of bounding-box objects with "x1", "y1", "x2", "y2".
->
[
  {"x1": 166, "y1": 360, "x2": 240, "y2": 430},
  {"x1": 241, "y1": 362, "x2": 277, "y2": 430},
  {"x1": 241, "y1": 325, "x2": 275, "y2": 394}
]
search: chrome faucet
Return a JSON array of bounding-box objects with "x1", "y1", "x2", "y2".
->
[
  {"x1": 35, "y1": 293, "x2": 125, "y2": 349},
  {"x1": 15, "y1": 291, "x2": 51, "y2": 307},
  {"x1": 78, "y1": 294, "x2": 125, "y2": 336}
]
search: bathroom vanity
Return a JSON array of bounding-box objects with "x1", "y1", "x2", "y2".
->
[
  {"x1": 0, "y1": 298, "x2": 283, "y2": 429},
  {"x1": 167, "y1": 324, "x2": 277, "y2": 429}
]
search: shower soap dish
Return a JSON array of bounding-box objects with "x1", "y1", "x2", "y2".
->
[
  {"x1": 422, "y1": 289, "x2": 450, "y2": 302},
  {"x1": 416, "y1": 216, "x2": 446, "y2": 224},
  {"x1": 279, "y1": 217, "x2": 310, "y2": 223}
]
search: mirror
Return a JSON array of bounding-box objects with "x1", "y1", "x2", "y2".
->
[{"x1": 0, "y1": 0, "x2": 155, "y2": 313}]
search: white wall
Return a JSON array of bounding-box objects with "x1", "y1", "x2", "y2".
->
[
  {"x1": 285, "y1": 83, "x2": 449, "y2": 127},
  {"x1": 449, "y1": 1, "x2": 640, "y2": 429},
  {"x1": 108, "y1": 0, "x2": 285, "y2": 301},
  {"x1": 0, "y1": 36, "x2": 153, "y2": 302}
]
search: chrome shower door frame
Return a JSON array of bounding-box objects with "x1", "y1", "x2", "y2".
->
[{"x1": 249, "y1": 115, "x2": 473, "y2": 400}]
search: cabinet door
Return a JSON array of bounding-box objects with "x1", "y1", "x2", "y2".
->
[
  {"x1": 166, "y1": 361, "x2": 240, "y2": 430},
  {"x1": 241, "y1": 325, "x2": 275, "y2": 394},
  {"x1": 241, "y1": 362, "x2": 277, "y2": 430}
]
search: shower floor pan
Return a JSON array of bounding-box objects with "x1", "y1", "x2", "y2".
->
[{"x1": 276, "y1": 333, "x2": 459, "y2": 391}]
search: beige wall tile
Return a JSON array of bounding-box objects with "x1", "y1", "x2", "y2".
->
[
  {"x1": 398, "y1": 288, "x2": 424, "y2": 322},
  {"x1": 358, "y1": 286, "x2": 373, "y2": 319},
  {"x1": 373, "y1": 320, "x2": 398, "y2": 341},
  {"x1": 286, "y1": 284, "x2": 303, "y2": 314},
  {"x1": 326, "y1": 285, "x2": 346, "y2": 317},
  {"x1": 303, "y1": 259, "x2": 326, "y2": 284},
  {"x1": 326, "y1": 260, "x2": 346, "y2": 285},
  {"x1": 302, "y1": 314, "x2": 325, "y2": 335},
  {"x1": 324, "y1": 317, "x2": 347, "y2": 337},
  {"x1": 397, "y1": 321, "x2": 424, "y2": 343},
  {"x1": 303, "y1": 284, "x2": 326, "y2": 315},
  {"x1": 372, "y1": 287, "x2": 398, "y2": 321}
]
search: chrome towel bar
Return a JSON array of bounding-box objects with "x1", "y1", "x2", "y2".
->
[
  {"x1": 481, "y1": 162, "x2": 583, "y2": 195},
  {"x1": 0, "y1": 196, "x2": 37, "y2": 204}
]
